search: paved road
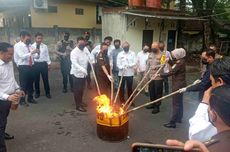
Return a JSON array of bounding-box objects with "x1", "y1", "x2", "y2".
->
[{"x1": 6, "y1": 69, "x2": 201, "y2": 152}]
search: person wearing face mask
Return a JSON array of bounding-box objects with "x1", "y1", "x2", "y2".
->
[
  {"x1": 14, "y1": 31, "x2": 40, "y2": 106},
  {"x1": 55, "y1": 32, "x2": 74, "y2": 93},
  {"x1": 145, "y1": 42, "x2": 164, "y2": 114},
  {"x1": 111, "y1": 39, "x2": 122, "y2": 90},
  {"x1": 70, "y1": 37, "x2": 90, "y2": 112},
  {"x1": 136, "y1": 44, "x2": 150, "y2": 96},
  {"x1": 159, "y1": 41, "x2": 172, "y2": 95},
  {"x1": 96, "y1": 43, "x2": 113, "y2": 97},
  {"x1": 167, "y1": 85, "x2": 230, "y2": 152},
  {"x1": 189, "y1": 57, "x2": 230, "y2": 142},
  {"x1": 160, "y1": 48, "x2": 186, "y2": 128},
  {"x1": 117, "y1": 42, "x2": 136, "y2": 104},
  {"x1": 180, "y1": 49, "x2": 215, "y2": 101}
]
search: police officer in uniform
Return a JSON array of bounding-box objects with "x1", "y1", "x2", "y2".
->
[
  {"x1": 96, "y1": 42, "x2": 113, "y2": 97},
  {"x1": 56, "y1": 32, "x2": 74, "y2": 93}
]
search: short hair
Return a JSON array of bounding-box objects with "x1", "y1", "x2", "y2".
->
[
  {"x1": 204, "y1": 49, "x2": 216, "y2": 59},
  {"x1": 114, "y1": 39, "x2": 121, "y2": 44},
  {"x1": 35, "y1": 32, "x2": 43, "y2": 37},
  {"x1": 20, "y1": 31, "x2": 31, "y2": 37},
  {"x1": 210, "y1": 56, "x2": 230, "y2": 85},
  {"x1": 0, "y1": 42, "x2": 13, "y2": 53},
  {"x1": 100, "y1": 42, "x2": 108, "y2": 49},
  {"x1": 104, "y1": 36, "x2": 113, "y2": 42},
  {"x1": 64, "y1": 32, "x2": 70, "y2": 36},
  {"x1": 77, "y1": 36, "x2": 85, "y2": 43},
  {"x1": 210, "y1": 85, "x2": 230, "y2": 127}
]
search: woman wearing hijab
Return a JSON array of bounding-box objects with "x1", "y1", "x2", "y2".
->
[{"x1": 160, "y1": 48, "x2": 186, "y2": 128}]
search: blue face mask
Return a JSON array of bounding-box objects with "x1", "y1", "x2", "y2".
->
[{"x1": 78, "y1": 44, "x2": 85, "y2": 50}]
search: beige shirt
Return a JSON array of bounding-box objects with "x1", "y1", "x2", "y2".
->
[{"x1": 146, "y1": 52, "x2": 163, "y2": 80}]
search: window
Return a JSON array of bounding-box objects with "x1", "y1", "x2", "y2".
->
[
  {"x1": 75, "y1": 8, "x2": 84, "y2": 15},
  {"x1": 48, "y1": 6, "x2": 57, "y2": 13}
]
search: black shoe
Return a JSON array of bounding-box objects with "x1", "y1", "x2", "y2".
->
[
  {"x1": 34, "y1": 94, "x2": 40, "y2": 99},
  {"x1": 76, "y1": 106, "x2": 87, "y2": 112},
  {"x1": 62, "y1": 88, "x2": 67, "y2": 93},
  {"x1": 46, "y1": 94, "x2": 52, "y2": 99},
  {"x1": 4, "y1": 133, "x2": 14, "y2": 140},
  {"x1": 20, "y1": 101, "x2": 29, "y2": 107},
  {"x1": 164, "y1": 122, "x2": 176, "y2": 128},
  {"x1": 28, "y1": 99, "x2": 38, "y2": 104},
  {"x1": 81, "y1": 102, "x2": 88, "y2": 107},
  {"x1": 152, "y1": 106, "x2": 160, "y2": 114}
]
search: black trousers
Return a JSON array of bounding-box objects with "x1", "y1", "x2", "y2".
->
[
  {"x1": 0, "y1": 100, "x2": 11, "y2": 152},
  {"x1": 163, "y1": 77, "x2": 169, "y2": 94},
  {"x1": 119, "y1": 76, "x2": 133, "y2": 103},
  {"x1": 98, "y1": 75, "x2": 110, "y2": 97},
  {"x1": 18, "y1": 65, "x2": 34, "y2": 100},
  {"x1": 73, "y1": 76, "x2": 86, "y2": 107},
  {"x1": 171, "y1": 93, "x2": 183, "y2": 123},
  {"x1": 149, "y1": 80, "x2": 163, "y2": 107},
  {"x1": 60, "y1": 60, "x2": 73, "y2": 90},
  {"x1": 34, "y1": 62, "x2": 50, "y2": 95},
  {"x1": 86, "y1": 63, "x2": 91, "y2": 86}
]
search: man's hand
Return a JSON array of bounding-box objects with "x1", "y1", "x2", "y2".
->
[
  {"x1": 202, "y1": 87, "x2": 213, "y2": 104},
  {"x1": 107, "y1": 75, "x2": 114, "y2": 82},
  {"x1": 7, "y1": 94, "x2": 20, "y2": 103},
  {"x1": 48, "y1": 64, "x2": 51, "y2": 70},
  {"x1": 166, "y1": 139, "x2": 210, "y2": 152},
  {"x1": 16, "y1": 90, "x2": 25, "y2": 97},
  {"x1": 179, "y1": 88, "x2": 187, "y2": 93},
  {"x1": 80, "y1": 68, "x2": 88, "y2": 76},
  {"x1": 31, "y1": 49, "x2": 40, "y2": 54}
]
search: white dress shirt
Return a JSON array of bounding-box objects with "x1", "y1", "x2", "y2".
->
[
  {"x1": 137, "y1": 51, "x2": 149, "y2": 72},
  {"x1": 32, "y1": 42, "x2": 51, "y2": 65},
  {"x1": 189, "y1": 102, "x2": 217, "y2": 142},
  {"x1": 14, "y1": 41, "x2": 39, "y2": 66},
  {"x1": 117, "y1": 50, "x2": 136, "y2": 77},
  {"x1": 0, "y1": 60, "x2": 20, "y2": 101},
  {"x1": 91, "y1": 44, "x2": 115, "y2": 64},
  {"x1": 70, "y1": 47, "x2": 90, "y2": 78}
]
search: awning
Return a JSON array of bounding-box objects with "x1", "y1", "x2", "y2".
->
[{"x1": 122, "y1": 11, "x2": 207, "y2": 21}]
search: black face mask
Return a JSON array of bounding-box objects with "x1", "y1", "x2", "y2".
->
[
  {"x1": 115, "y1": 45, "x2": 120, "y2": 49},
  {"x1": 144, "y1": 49, "x2": 149, "y2": 53},
  {"x1": 78, "y1": 44, "x2": 85, "y2": 50},
  {"x1": 25, "y1": 39, "x2": 31, "y2": 46},
  {"x1": 123, "y1": 47, "x2": 129, "y2": 52},
  {"x1": 103, "y1": 49, "x2": 108, "y2": 54},
  {"x1": 64, "y1": 36, "x2": 69, "y2": 41},
  {"x1": 202, "y1": 59, "x2": 209, "y2": 65},
  {"x1": 151, "y1": 48, "x2": 158, "y2": 53},
  {"x1": 159, "y1": 48, "x2": 164, "y2": 51}
]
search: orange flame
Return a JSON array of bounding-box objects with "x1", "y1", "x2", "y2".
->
[{"x1": 94, "y1": 95, "x2": 124, "y2": 118}]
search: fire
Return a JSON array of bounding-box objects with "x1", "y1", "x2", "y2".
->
[{"x1": 94, "y1": 95, "x2": 124, "y2": 118}]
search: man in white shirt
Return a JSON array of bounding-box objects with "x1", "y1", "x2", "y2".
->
[
  {"x1": 136, "y1": 44, "x2": 149, "y2": 95},
  {"x1": 70, "y1": 37, "x2": 90, "y2": 112},
  {"x1": 32, "y1": 32, "x2": 51, "y2": 99},
  {"x1": 117, "y1": 41, "x2": 136, "y2": 104},
  {"x1": 91, "y1": 36, "x2": 115, "y2": 64},
  {"x1": 189, "y1": 56, "x2": 230, "y2": 142},
  {"x1": 14, "y1": 31, "x2": 39, "y2": 106},
  {"x1": 0, "y1": 42, "x2": 25, "y2": 152}
]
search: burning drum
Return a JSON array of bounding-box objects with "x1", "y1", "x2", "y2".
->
[{"x1": 94, "y1": 95, "x2": 129, "y2": 141}]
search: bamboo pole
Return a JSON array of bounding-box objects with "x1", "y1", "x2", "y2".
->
[
  {"x1": 113, "y1": 70, "x2": 125, "y2": 104},
  {"x1": 122, "y1": 80, "x2": 201, "y2": 115},
  {"x1": 110, "y1": 68, "x2": 114, "y2": 102},
  {"x1": 89, "y1": 61, "x2": 101, "y2": 96},
  {"x1": 123, "y1": 64, "x2": 165, "y2": 110}
]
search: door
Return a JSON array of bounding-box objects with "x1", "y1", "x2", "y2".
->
[
  {"x1": 167, "y1": 30, "x2": 176, "y2": 51},
  {"x1": 142, "y1": 30, "x2": 153, "y2": 48}
]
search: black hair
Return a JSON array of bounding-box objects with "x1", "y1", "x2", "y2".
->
[
  {"x1": 204, "y1": 49, "x2": 216, "y2": 59},
  {"x1": 64, "y1": 32, "x2": 70, "y2": 36},
  {"x1": 0, "y1": 42, "x2": 13, "y2": 53},
  {"x1": 114, "y1": 39, "x2": 121, "y2": 44},
  {"x1": 210, "y1": 85, "x2": 230, "y2": 127},
  {"x1": 210, "y1": 56, "x2": 230, "y2": 85},
  {"x1": 35, "y1": 32, "x2": 43, "y2": 37},
  {"x1": 104, "y1": 36, "x2": 113, "y2": 42},
  {"x1": 77, "y1": 36, "x2": 85, "y2": 42},
  {"x1": 20, "y1": 31, "x2": 31, "y2": 37}
]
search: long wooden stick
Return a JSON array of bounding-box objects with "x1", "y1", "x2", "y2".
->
[
  {"x1": 110, "y1": 68, "x2": 114, "y2": 102},
  {"x1": 113, "y1": 70, "x2": 125, "y2": 104},
  {"x1": 122, "y1": 68, "x2": 151, "y2": 108},
  {"x1": 89, "y1": 61, "x2": 101, "y2": 96},
  {"x1": 122, "y1": 80, "x2": 201, "y2": 115},
  {"x1": 123, "y1": 64, "x2": 165, "y2": 110}
]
